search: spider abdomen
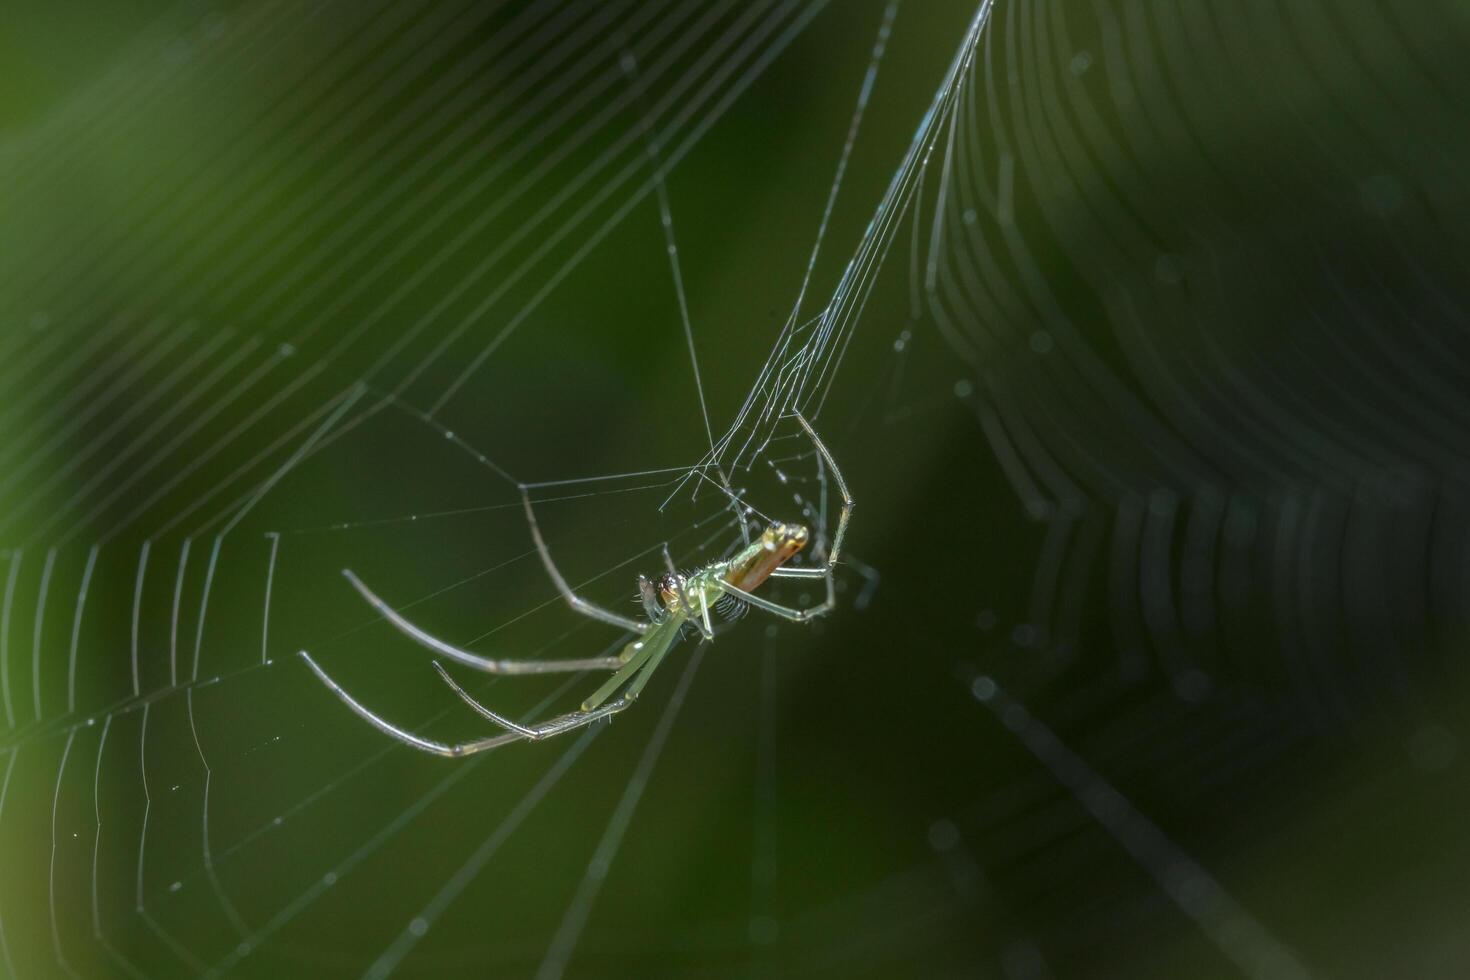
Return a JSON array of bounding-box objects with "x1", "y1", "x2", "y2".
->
[{"x1": 723, "y1": 522, "x2": 810, "y2": 592}]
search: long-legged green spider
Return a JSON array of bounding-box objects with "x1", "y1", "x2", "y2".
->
[{"x1": 298, "y1": 413, "x2": 852, "y2": 758}]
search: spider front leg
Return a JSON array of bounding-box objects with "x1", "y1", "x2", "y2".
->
[
  {"x1": 523, "y1": 487, "x2": 650, "y2": 635},
  {"x1": 432, "y1": 661, "x2": 636, "y2": 740},
  {"x1": 434, "y1": 614, "x2": 687, "y2": 742},
  {"x1": 343, "y1": 569, "x2": 627, "y2": 674},
  {"x1": 299, "y1": 651, "x2": 525, "y2": 758}
]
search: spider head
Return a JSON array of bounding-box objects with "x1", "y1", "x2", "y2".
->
[{"x1": 656, "y1": 571, "x2": 687, "y2": 611}]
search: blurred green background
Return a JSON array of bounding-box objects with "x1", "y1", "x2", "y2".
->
[{"x1": 3, "y1": 1, "x2": 1470, "y2": 978}]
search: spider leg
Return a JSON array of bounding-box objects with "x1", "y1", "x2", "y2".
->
[
  {"x1": 343, "y1": 569, "x2": 626, "y2": 674},
  {"x1": 525, "y1": 696, "x2": 638, "y2": 738},
  {"x1": 434, "y1": 620, "x2": 683, "y2": 741},
  {"x1": 792, "y1": 412, "x2": 853, "y2": 570},
  {"x1": 522, "y1": 487, "x2": 650, "y2": 635},
  {"x1": 718, "y1": 571, "x2": 835, "y2": 623},
  {"x1": 622, "y1": 622, "x2": 684, "y2": 699},
  {"x1": 432, "y1": 661, "x2": 632, "y2": 739},
  {"x1": 698, "y1": 589, "x2": 714, "y2": 638},
  {"x1": 431, "y1": 662, "x2": 538, "y2": 736},
  {"x1": 768, "y1": 566, "x2": 827, "y2": 579},
  {"x1": 581, "y1": 615, "x2": 684, "y2": 709},
  {"x1": 662, "y1": 543, "x2": 713, "y2": 640},
  {"x1": 844, "y1": 549, "x2": 881, "y2": 610},
  {"x1": 299, "y1": 650, "x2": 523, "y2": 758}
]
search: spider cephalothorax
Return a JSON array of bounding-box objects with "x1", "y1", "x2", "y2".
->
[{"x1": 656, "y1": 571, "x2": 688, "y2": 608}]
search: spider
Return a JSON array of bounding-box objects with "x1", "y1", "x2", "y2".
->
[{"x1": 298, "y1": 413, "x2": 852, "y2": 757}]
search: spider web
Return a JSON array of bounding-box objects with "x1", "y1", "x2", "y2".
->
[
  {"x1": 7, "y1": 0, "x2": 1470, "y2": 978},
  {"x1": 0, "y1": 1, "x2": 997, "y2": 977}
]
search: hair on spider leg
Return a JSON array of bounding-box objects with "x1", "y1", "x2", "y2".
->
[{"x1": 714, "y1": 592, "x2": 750, "y2": 623}]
